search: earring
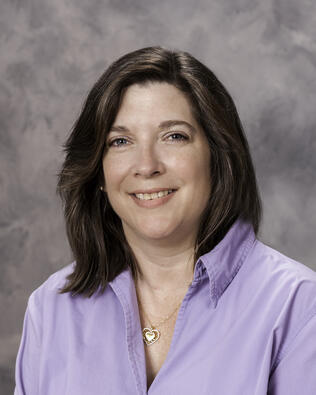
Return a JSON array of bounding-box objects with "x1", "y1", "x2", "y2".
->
[{"x1": 100, "y1": 186, "x2": 104, "y2": 191}]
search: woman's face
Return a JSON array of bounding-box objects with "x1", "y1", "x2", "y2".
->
[{"x1": 102, "y1": 82, "x2": 211, "y2": 246}]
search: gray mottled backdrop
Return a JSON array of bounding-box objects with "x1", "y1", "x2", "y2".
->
[{"x1": 1, "y1": 0, "x2": 315, "y2": 392}]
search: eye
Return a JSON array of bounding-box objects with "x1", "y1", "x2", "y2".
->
[
  {"x1": 167, "y1": 132, "x2": 189, "y2": 141},
  {"x1": 108, "y1": 137, "x2": 129, "y2": 147}
]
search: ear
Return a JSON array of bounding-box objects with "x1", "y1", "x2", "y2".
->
[{"x1": 99, "y1": 169, "x2": 106, "y2": 192}]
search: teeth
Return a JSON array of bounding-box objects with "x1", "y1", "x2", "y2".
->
[{"x1": 135, "y1": 190, "x2": 173, "y2": 200}]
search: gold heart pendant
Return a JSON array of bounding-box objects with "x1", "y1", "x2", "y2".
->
[{"x1": 142, "y1": 327, "x2": 160, "y2": 345}]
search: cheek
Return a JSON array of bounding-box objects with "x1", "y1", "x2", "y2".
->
[
  {"x1": 172, "y1": 149, "x2": 210, "y2": 181},
  {"x1": 185, "y1": 150, "x2": 211, "y2": 201},
  {"x1": 102, "y1": 158, "x2": 124, "y2": 190}
]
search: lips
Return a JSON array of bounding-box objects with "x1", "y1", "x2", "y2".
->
[
  {"x1": 129, "y1": 188, "x2": 177, "y2": 208},
  {"x1": 129, "y1": 188, "x2": 177, "y2": 195}
]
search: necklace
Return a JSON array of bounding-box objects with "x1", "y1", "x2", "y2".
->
[{"x1": 135, "y1": 281, "x2": 192, "y2": 346}]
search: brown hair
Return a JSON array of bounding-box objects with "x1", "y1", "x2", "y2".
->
[{"x1": 57, "y1": 46, "x2": 262, "y2": 297}]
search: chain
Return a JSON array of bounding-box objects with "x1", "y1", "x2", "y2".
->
[{"x1": 135, "y1": 281, "x2": 192, "y2": 328}]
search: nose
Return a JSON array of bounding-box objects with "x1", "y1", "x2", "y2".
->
[{"x1": 133, "y1": 144, "x2": 165, "y2": 178}]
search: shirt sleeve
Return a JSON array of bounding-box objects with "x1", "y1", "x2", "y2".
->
[
  {"x1": 268, "y1": 311, "x2": 316, "y2": 395},
  {"x1": 14, "y1": 293, "x2": 42, "y2": 395}
]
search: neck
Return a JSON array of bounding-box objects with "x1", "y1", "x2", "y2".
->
[
  {"x1": 128, "y1": 241, "x2": 196, "y2": 298},
  {"x1": 122, "y1": 222, "x2": 198, "y2": 300}
]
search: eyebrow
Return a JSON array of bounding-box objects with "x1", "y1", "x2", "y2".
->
[{"x1": 109, "y1": 120, "x2": 197, "y2": 134}]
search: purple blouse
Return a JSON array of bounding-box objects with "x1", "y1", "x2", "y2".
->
[{"x1": 14, "y1": 219, "x2": 316, "y2": 394}]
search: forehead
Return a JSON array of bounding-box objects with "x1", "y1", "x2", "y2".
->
[{"x1": 114, "y1": 82, "x2": 197, "y2": 125}]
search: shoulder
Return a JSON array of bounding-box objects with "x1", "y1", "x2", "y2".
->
[
  {"x1": 248, "y1": 240, "x2": 316, "y2": 366},
  {"x1": 33, "y1": 262, "x2": 75, "y2": 295},
  {"x1": 245, "y1": 239, "x2": 316, "y2": 321},
  {"x1": 250, "y1": 239, "x2": 316, "y2": 287},
  {"x1": 248, "y1": 239, "x2": 316, "y2": 307},
  {"x1": 27, "y1": 262, "x2": 76, "y2": 313}
]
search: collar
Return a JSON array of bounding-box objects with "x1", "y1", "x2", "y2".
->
[
  {"x1": 109, "y1": 218, "x2": 256, "y2": 312},
  {"x1": 192, "y1": 218, "x2": 256, "y2": 308}
]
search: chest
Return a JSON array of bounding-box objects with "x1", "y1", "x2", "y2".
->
[
  {"x1": 39, "y1": 271, "x2": 281, "y2": 395},
  {"x1": 141, "y1": 313, "x2": 178, "y2": 389}
]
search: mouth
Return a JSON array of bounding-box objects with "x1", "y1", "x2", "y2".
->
[
  {"x1": 130, "y1": 188, "x2": 176, "y2": 200},
  {"x1": 130, "y1": 189, "x2": 177, "y2": 201}
]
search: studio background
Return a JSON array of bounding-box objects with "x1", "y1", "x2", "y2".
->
[{"x1": 1, "y1": 0, "x2": 315, "y2": 392}]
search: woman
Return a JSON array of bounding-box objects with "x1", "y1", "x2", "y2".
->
[{"x1": 15, "y1": 46, "x2": 316, "y2": 394}]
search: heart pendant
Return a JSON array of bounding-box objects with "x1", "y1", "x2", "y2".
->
[{"x1": 142, "y1": 327, "x2": 160, "y2": 345}]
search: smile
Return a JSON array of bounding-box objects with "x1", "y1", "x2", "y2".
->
[
  {"x1": 134, "y1": 190, "x2": 173, "y2": 200},
  {"x1": 130, "y1": 189, "x2": 177, "y2": 208}
]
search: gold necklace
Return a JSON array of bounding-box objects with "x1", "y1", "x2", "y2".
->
[{"x1": 135, "y1": 281, "x2": 192, "y2": 346}]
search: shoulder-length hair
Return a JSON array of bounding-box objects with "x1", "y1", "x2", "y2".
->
[{"x1": 57, "y1": 46, "x2": 262, "y2": 297}]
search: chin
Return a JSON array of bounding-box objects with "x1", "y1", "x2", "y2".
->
[
  {"x1": 140, "y1": 229, "x2": 174, "y2": 240},
  {"x1": 136, "y1": 223, "x2": 177, "y2": 240},
  {"x1": 123, "y1": 219, "x2": 182, "y2": 242}
]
